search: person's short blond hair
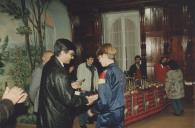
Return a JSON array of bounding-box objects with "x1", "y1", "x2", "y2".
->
[{"x1": 96, "y1": 43, "x2": 117, "y2": 59}]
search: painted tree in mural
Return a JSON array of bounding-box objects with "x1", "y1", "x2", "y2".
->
[
  {"x1": 0, "y1": 0, "x2": 50, "y2": 123},
  {"x1": 0, "y1": 36, "x2": 9, "y2": 74},
  {"x1": 21, "y1": 0, "x2": 50, "y2": 69},
  {"x1": 0, "y1": 0, "x2": 49, "y2": 71}
]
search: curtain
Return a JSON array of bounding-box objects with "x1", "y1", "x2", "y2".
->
[{"x1": 102, "y1": 11, "x2": 141, "y2": 71}]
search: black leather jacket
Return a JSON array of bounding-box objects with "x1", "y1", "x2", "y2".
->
[
  {"x1": 92, "y1": 63, "x2": 125, "y2": 127},
  {"x1": 38, "y1": 56, "x2": 88, "y2": 128}
]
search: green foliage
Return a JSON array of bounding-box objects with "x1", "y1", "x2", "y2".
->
[
  {"x1": 0, "y1": 0, "x2": 29, "y2": 19},
  {"x1": 7, "y1": 46, "x2": 43, "y2": 124},
  {"x1": 1, "y1": 36, "x2": 8, "y2": 51},
  {"x1": 0, "y1": 0, "x2": 47, "y2": 71},
  {"x1": 30, "y1": 45, "x2": 43, "y2": 67},
  {"x1": 0, "y1": 36, "x2": 9, "y2": 74},
  {"x1": 0, "y1": 36, "x2": 9, "y2": 61},
  {"x1": 17, "y1": 113, "x2": 36, "y2": 124},
  {"x1": 17, "y1": 102, "x2": 36, "y2": 124},
  {"x1": 16, "y1": 26, "x2": 32, "y2": 35},
  {"x1": 8, "y1": 47, "x2": 31, "y2": 91},
  {"x1": 0, "y1": 0, "x2": 48, "y2": 124}
]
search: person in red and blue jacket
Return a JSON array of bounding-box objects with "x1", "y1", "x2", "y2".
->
[{"x1": 88, "y1": 43, "x2": 126, "y2": 128}]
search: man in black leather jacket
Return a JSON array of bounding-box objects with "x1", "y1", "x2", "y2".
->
[{"x1": 37, "y1": 39, "x2": 98, "y2": 128}]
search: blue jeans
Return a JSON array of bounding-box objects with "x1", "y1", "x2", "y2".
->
[{"x1": 172, "y1": 99, "x2": 183, "y2": 114}]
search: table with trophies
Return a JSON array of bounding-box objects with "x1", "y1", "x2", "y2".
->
[{"x1": 124, "y1": 77, "x2": 168, "y2": 127}]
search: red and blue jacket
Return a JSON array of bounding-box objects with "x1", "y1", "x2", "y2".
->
[{"x1": 92, "y1": 63, "x2": 126, "y2": 127}]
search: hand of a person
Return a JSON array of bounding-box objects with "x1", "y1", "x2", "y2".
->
[
  {"x1": 17, "y1": 92, "x2": 28, "y2": 103},
  {"x1": 86, "y1": 94, "x2": 98, "y2": 106},
  {"x1": 71, "y1": 81, "x2": 81, "y2": 89},
  {"x1": 2, "y1": 86, "x2": 27, "y2": 105},
  {"x1": 2, "y1": 86, "x2": 10, "y2": 98},
  {"x1": 87, "y1": 109, "x2": 94, "y2": 117}
]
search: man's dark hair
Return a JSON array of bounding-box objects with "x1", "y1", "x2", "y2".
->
[
  {"x1": 134, "y1": 55, "x2": 141, "y2": 60},
  {"x1": 168, "y1": 60, "x2": 180, "y2": 70},
  {"x1": 159, "y1": 56, "x2": 167, "y2": 64},
  {"x1": 54, "y1": 38, "x2": 76, "y2": 56},
  {"x1": 85, "y1": 54, "x2": 94, "y2": 60}
]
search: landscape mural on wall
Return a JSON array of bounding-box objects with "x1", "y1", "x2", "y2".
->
[
  {"x1": 0, "y1": 12, "x2": 26, "y2": 94},
  {"x1": 0, "y1": 0, "x2": 71, "y2": 91},
  {"x1": 0, "y1": 0, "x2": 72, "y2": 124}
]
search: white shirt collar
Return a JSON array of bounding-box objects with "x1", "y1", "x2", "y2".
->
[{"x1": 56, "y1": 57, "x2": 64, "y2": 67}]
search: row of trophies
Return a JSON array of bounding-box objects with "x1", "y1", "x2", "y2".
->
[{"x1": 125, "y1": 77, "x2": 163, "y2": 92}]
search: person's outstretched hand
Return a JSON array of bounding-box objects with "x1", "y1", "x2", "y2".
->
[
  {"x1": 71, "y1": 81, "x2": 81, "y2": 89},
  {"x1": 86, "y1": 94, "x2": 98, "y2": 106},
  {"x1": 87, "y1": 109, "x2": 94, "y2": 117},
  {"x1": 2, "y1": 86, "x2": 27, "y2": 105}
]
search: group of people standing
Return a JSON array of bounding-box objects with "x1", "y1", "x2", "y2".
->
[
  {"x1": 28, "y1": 39, "x2": 126, "y2": 128},
  {"x1": 128, "y1": 55, "x2": 184, "y2": 116},
  {"x1": 0, "y1": 38, "x2": 185, "y2": 128}
]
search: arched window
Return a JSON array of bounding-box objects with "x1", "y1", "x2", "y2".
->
[{"x1": 102, "y1": 11, "x2": 141, "y2": 71}]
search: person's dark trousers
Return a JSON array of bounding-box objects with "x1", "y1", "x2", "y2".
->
[
  {"x1": 79, "y1": 112, "x2": 88, "y2": 127},
  {"x1": 96, "y1": 107, "x2": 124, "y2": 128},
  {"x1": 79, "y1": 91, "x2": 97, "y2": 127},
  {"x1": 79, "y1": 91, "x2": 90, "y2": 127},
  {"x1": 172, "y1": 98, "x2": 183, "y2": 115}
]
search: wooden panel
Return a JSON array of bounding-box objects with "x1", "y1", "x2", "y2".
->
[
  {"x1": 124, "y1": 86, "x2": 167, "y2": 127},
  {"x1": 190, "y1": 36, "x2": 195, "y2": 81},
  {"x1": 146, "y1": 36, "x2": 164, "y2": 80},
  {"x1": 169, "y1": 36, "x2": 185, "y2": 67},
  {"x1": 67, "y1": 0, "x2": 195, "y2": 80}
]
